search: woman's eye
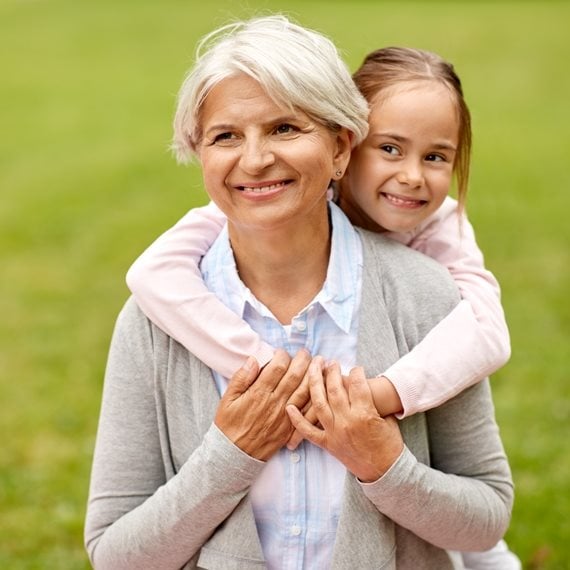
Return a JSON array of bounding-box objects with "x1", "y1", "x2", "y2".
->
[
  {"x1": 380, "y1": 144, "x2": 400, "y2": 156},
  {"x1": 213, "y1": 132, "x2": 235, "y2": 143},
  {"x1": 274, "y1": 123, "x2": 296, "y2": 135}
]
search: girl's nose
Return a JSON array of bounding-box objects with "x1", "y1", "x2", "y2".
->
[{"x1": 396, "y1": 160, "x2": 424, "y2": 189}]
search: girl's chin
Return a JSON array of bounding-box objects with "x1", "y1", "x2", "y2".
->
[{"x1": 377, "y1": 214, "x2": 423, "y2": 234}]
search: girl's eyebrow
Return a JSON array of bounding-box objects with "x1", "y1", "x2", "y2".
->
[{"x1": 370, "y1": 132, "x2": 457, "y2": 151}]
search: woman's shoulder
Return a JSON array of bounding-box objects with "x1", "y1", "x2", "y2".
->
[
  {"x1": 357, "y1": 228, "x2": 460, "y2": 309},
  {"x1": 357, "y1": 228, "x2": 449, "y2": 275}
]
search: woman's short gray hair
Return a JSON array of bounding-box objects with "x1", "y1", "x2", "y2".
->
[{"x1": 172, "y1": 15, "x2": 370, "y2": 163}]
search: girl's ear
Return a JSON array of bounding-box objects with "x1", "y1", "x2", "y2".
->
[{"x1": 332, "y1": 128, "x2": 353, "y2": 179}]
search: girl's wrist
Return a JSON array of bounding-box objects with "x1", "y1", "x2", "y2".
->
[{"x1": 368, "y1": 375, "x2": 403, "y2": 417}]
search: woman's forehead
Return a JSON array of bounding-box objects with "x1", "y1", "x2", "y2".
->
[{"x1": 198, "y1": 75, "x2": 303, "y2": 127}]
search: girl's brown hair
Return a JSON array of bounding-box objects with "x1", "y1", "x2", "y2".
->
[{"x1": 352, "y1": 47, "x2": 472, "y2": 210}]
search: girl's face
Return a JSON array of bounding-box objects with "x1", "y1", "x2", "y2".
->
[{"x1": 340, "y1": 81, "x2": 460, "y2": 234}]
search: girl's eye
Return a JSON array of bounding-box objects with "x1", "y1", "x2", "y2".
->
[
  {"x1": 425, "y1": 153, "x2": 445, "y2": 162},
  {"x1": 380, "y1": 144, "x2": 400, "y2": 156}
]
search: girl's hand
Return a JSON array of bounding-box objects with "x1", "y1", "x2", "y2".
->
[
  {"x1": 215, "y1": 349, "x2": 311, "y2": 461},
  {"x1": 286, "y1": 358, "x2": 404, "y2": 482}
]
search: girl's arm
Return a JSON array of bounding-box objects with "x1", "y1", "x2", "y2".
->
[
  {"x1": 126, "y1": 201, "x2": 275, "y2": 378},
  {"x1": 374, "y1": 197, "x2": 511, "y2": 418}
]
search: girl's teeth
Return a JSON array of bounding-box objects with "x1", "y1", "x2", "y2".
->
[{"x1": 385, "y1": 194, "x2": 421, "y2": 206}]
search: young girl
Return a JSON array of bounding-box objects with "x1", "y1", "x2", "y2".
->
[{"x1": 126, "y1": 47, "x2": 519, "y2": 568}]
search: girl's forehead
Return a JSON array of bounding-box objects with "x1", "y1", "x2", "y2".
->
[
  {"x1": 373, "y1": 79, "x2": 452, "y2": 106},
  {"x1": 371, "y1": 81, "x2": 460, "y2": 122},
  {"x1": 367, "y1": 81, "x2": 460, "y2": 144}
]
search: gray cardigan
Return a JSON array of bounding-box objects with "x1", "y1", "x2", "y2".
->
[{"x1": 85, "y1": 230, "x2": 514, "y2": 569}]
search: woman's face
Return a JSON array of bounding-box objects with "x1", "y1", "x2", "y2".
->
[
  {"x1": 340, "y1": 81, "x2": 459, "y2": 234},
  {"x1": 197, "y1": 74, "x2": 350, "y2": 235}
]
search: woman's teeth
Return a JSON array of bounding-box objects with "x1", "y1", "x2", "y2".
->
[{"x1": 241, "y1": 182, "x2": 286, "y2": 193}]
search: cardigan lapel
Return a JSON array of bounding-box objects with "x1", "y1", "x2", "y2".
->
[{"x1": 330, "y1": 233, "x2": 400, "y2": 569}]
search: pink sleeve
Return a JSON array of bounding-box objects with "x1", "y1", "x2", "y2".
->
[
  {"x1": 125, "y1": 201, "x2": 275, "y2": 378},
  {"x1": 384, "y1": 198, "x2": 511, "y2": 418}
]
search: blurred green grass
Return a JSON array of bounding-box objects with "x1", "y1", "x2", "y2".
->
[{"x1": 1, "y1": 1, "x2": 568, "y2": 568}]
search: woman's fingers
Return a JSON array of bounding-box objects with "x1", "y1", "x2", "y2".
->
[
  {"x1": 306, "y1": 356, "x2": 336, "y2": 429},
  {"x1": 253, "y1": 349, "x2": 292, "y2": 392},
  {"x1": 286, "y1": 405, "x2": 325, "y2": 449},
  {"x1": 286, "y1": 356, "x2": 330, "y2": 447},
  {"x1": 286, "y1": 404, "x2": 318, "y2": 450},
  {"x1": 274, "y1": 349, "x2": 312, "y2": 401},
  {"x1": 224, "y1": 356, "x2": 260, "y2": 400},
  {"x1": 345, "y1": 366, "x2": 372, "y2": 408},
  {"x1": 323, "y1": 360, "x2": 349, "y2": 410}
]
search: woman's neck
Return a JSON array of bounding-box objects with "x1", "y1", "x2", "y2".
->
[{"x1": 228, "y1": 215, "x2": 331, "y2": 324}]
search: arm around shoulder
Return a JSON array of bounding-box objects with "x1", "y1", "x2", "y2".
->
[
  {"x1": 125, "y1": 202, "x2": 275, "y2": 377},
  {"x1": 379, "y1": 200, "x2": 511, "y2": 416}
]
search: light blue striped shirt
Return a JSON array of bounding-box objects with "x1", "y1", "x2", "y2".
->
[{"x1": 201, "y1": 202, "x2": 363, "y2": 569}]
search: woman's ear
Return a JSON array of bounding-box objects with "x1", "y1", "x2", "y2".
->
[{"x1": 332, "y1": 128, "x2": 353, "y2": 179}]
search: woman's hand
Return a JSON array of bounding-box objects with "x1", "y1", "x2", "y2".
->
[
  {"x1": 215, "y1": 349, "x2": 311, "y2": 461},
  {"x1": 286, "y1": 357, "x2": 404, "y2": 482}
]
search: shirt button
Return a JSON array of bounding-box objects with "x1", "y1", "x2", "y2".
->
[
  {"x1": 290, "y1": 452, "x2": 301, "y2": 463},
  {"x1": 290, "y1": 525, "x2": 302, "y2": 536},
  {"x1": 295, "y1": 321, "x2": 307, "y2": 332}
]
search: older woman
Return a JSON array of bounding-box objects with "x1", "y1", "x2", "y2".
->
[{"x1": 84, "y1": 16, "x2": 513, "y2": 570}]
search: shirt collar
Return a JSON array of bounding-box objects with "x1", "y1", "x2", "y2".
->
[
  {"x1": 313, "y1": 202, "x2": 361, "y2": 333},
  {"x1": 201, "y1": 201, "x2": 361, "y2": 334}
]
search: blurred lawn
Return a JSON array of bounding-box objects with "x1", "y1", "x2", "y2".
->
[{"x1": 1, "y1": 1, "x2": 568, "y2": 568}]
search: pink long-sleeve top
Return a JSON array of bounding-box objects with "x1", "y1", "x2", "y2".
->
[{"x1": 126, "y1": 196, "x2": 511, "y2": 418}]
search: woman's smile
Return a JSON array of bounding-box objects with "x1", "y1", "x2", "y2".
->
[{"x1": 235, "y1": 179, "x2": 293, "y2": 195}]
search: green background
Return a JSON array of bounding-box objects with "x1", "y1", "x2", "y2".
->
[{"x1": 1, "y1": 1, "x2": 568, "y2": 568}]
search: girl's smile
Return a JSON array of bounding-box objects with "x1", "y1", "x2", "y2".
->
[{"x1": 381, "y1": 191, "x2": 428, "y2": 209}]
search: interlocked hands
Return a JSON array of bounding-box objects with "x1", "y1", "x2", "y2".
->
[{"x1": 215, "y1": 352, "x2": 404, "y2": 480}]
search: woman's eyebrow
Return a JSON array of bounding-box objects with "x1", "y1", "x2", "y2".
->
[{"x1": 203, "y1": 124, "x2": 234, "y2": 136}]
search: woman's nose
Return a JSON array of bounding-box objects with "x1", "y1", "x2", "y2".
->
[
  {"x1": 239, "y1": 137, "x2": 275, "y2": 173},
  {"x1": 396, "y1": 159, "x2": 424, "y2": 188}
]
